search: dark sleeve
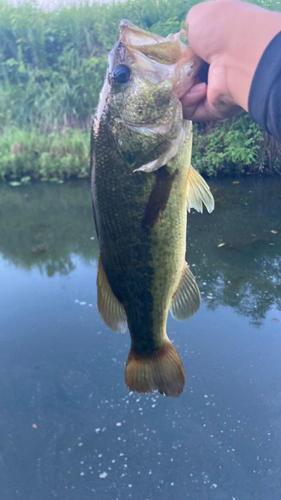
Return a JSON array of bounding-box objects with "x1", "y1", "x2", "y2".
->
[{"x1": 248, "y1": 31, "x2": 281, "y2": 143}]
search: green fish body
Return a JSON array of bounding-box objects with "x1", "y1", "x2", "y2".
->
[{"x1": 91, "y1": 20, "x2": 214, "y2": 397}]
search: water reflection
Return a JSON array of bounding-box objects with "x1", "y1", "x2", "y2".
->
[
  {"x1": 1, "y1": 177, "x2": 281, "y2": 500},
  {"x1": 0, "y1": 177, "x2": 280, "y2": 323},
  {"x1": 189, "y1": 177, "x2": 281, "y2": 325},
  {"x1": 0, "y1": 181, "x2": 99, "y2": 275}
]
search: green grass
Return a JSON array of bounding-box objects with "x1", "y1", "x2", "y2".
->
[{"x1": 0, "y1": 127, "x2": 90, "y2": 182}]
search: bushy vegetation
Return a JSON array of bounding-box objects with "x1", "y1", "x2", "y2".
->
[
  {"x1": 193, "y1": 116, "x2": 265, "y2": 176},
  {"x1": 0, "y1": 0, "x2": 281, "y2": 182}
]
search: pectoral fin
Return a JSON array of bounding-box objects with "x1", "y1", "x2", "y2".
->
[
  {"x1": 186, "y1": 165, "x2": 214, "y2": 213},
  {"x1": 97, "y1": 257, "x2": 127, "y2": 333},
  {"x1": 170, "y1": 262, "x2": 201, "y2": 320}
]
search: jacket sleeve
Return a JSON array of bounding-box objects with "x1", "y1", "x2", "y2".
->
[{"x1": 248, "y1": 31, "x2": 281, "y2": 144}]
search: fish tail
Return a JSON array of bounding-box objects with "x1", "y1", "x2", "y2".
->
[{"x1": 125, "y1": 340, "x2": 185, "y2": 397}]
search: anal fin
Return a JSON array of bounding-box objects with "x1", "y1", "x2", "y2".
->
[
  {"x1": 186, "y1": 165, "x2": 215, "y2": 213},
  {"x1": 170, "y1": 262, "x2": 200, "y2": 320},
  {"x1": 97, "y1": 256, "x2": 127, "y2": 333}
]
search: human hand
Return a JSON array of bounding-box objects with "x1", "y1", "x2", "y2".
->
[{"x1": 180, "y1": 0, "x2": 281, "y2": 121}]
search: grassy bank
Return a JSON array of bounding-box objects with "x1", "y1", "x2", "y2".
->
[
  {"x1": 1, "y1": 117, "x2": 281, "y2": 184},
  {"x1": 0, "y1": 0, "x2": 281, "y2": 182},
  {"x1": 0, "y1": 127, "x2": 90, "y2": 183}
]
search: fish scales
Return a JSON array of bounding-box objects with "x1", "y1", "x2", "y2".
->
[
  {"x1": 93, "y1": 119, "x2": 188, "y2": 350},
  {"x1": 91, "y1": 20, "x2": 214, "y2": 397}
]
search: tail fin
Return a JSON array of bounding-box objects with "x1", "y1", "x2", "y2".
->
[{"x1": 125, "y1": 340, "x2": 185, "y2": 397}]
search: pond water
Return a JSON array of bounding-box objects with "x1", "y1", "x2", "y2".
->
[{"x1": 0, "y1": 177, "x2": 280, "y2": 500}]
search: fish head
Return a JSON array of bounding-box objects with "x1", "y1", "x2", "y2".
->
[{"x1": 96, "y1": 20, "x2": 202, "y2": 171}]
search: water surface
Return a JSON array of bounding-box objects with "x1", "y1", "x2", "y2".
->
[{"x1": 0, "y1": 177, "x2": 280, "y2": 500}]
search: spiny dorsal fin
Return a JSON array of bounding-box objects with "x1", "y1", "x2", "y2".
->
[
  {"x1": 186, "y1": 165, "x2": 214, "y2": 213},
  {"x1": 97, "y1": 256, "x2": 127, "y2": 333},
  {"x1": 125, "y1": 339, "x2": 185, "y2": 397},
  {"x1": 170, "y1": 262, "x2": 201, "y2": 321}
]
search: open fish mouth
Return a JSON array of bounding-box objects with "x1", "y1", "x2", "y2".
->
[
  {"x1": 117, "y1": 19, "x2": 202, "y2": 97},
  {"x1": 107, "y1": 19, "x2": 202, "y2": 96}
]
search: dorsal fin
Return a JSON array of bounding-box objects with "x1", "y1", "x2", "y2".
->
[
  {"x1": 97, "y1": 256, "x2": 127, "y2": 333},
  {"x1": 170, "y1": 262, "x2": 201, "y2": 320}
]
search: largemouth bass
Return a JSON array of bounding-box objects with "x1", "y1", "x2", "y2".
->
[{"x1": 91, "y1": 20, "x2": 214, "y2": 397}]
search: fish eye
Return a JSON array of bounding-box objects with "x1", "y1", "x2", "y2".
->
[{"x1": 111, "y1": 64, "x2": 131, "y2": 85}]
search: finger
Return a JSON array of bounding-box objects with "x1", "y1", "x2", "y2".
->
[
  {"x1": 182, "y1": 92, "x2": 227, "y2": 121},
  {"x1": 181, "y1": 82, "x2": 207, "y2": 107},
  {"x1": 182, "y1": 96, "x2": 243, "y2": 121},
  {"x1": 182, "y1": 97, "x2": 216, "y2": 121}
]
